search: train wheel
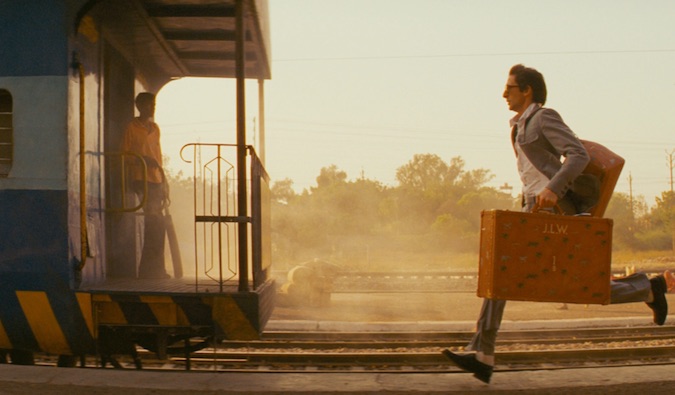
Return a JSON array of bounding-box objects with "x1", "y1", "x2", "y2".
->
[
  {"x1": 98, "y1": 326, "x2": 142, "y2": 369},
  {"x1": 57, "y1": 355, "x2": 77, "y2": 367},
  {"x1": 9, "y1": 350, "x2": 34, "y2": 365},
  {"x1": 137, "y1": 334, "x2": 212, "y2": 356}
]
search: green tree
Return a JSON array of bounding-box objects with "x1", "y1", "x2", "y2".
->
[
  {"x1": 650, "y1": 191, "x2": 675, "y2": 226},
  {"x1": 271, "y1": 165, "x2": 390, "y2": 266},
  {"x1": 395, "y1": 154, "x2": 464, "y2": 199},
  {"x1": 639, "y1": 191, "x2": 675, "y2": 251},
  {"x1": 456, "y1": 168, "x2": 495, "y2": 193},
  {"x1": 394, "y1": 154, "x2": 464, "y2": 231},
  {"x1": 271, "y1": 178, "x2": 296, "y2": 204},
  {"x1": 393, "y1": 153, "x2": 509, "y2": 253},
  {"x1": 314, "y1": 165, "x2": 347, "y2": 190},
  {"x1": 453, "y1": 188, "x2": 517, "y2": 227},
  {"x1": 270, "y1": 156, "x2": 523, "y2": 268},
  {"x1": 605, "y1": 192, "x2": 638, "y2": 250}
]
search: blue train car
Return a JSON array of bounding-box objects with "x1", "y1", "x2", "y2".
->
[{"x1": 0, "y1": 0, "x2": 273, "y2": 365}]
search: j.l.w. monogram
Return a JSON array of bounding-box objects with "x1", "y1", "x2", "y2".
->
[{"x1": 542, "y1": 222, "x2": 568, "y2": 235}]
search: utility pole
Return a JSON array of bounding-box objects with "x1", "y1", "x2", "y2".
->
[{"x1": 499, "y1": 182, "x2": 513, "y2": 194}]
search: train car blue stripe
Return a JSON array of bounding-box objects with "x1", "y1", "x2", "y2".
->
[
  {"x1": 0, "y1": 190, "x2": 69, "y2": 277},
  {"x1": 0, "y1": 1, "x2": 68, "y2": 77}
]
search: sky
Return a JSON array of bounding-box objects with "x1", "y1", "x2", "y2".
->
[{"x1": 156, "y1": 0, "x2": 675, "y2": 207}]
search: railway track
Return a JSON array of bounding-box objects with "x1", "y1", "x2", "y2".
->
[
  {"x1": 116, "y1": 325, "x2": 675, "y2": 372},
  {"x1": 29, "y1": 269, "x2": 675, "y2": 372},
  {"x1": 27, "y1": 324, "x2": 675, "y2": 373},
  {"x1": 322, "y1": 269, "x2": 667, "y2": 293},
  {"x1": 246, "y1": 325, "x2": 675, "y2": 348}
]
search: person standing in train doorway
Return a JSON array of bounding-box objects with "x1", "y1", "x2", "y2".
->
[
  {"x1": 122, "y1": 92, "x2": 171, "y2": 279},
  {"x1": 442, "y1": 64, "x2": 674, "y2": 384}
]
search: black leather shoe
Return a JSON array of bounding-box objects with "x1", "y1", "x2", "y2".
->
[
  {"x1": 647, "y1": 275, "x2": 668, "y2": 325},
  {"x1": 442, "y1": 349, "x2": 493, "y2": 384}
]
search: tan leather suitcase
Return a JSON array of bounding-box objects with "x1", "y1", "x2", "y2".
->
[
  {"x1": 580, "y1": 140, "x2": 624, "y2": 218},
  {"x1": 477, "y1": 209, "x2": 612, "y2": 305}
]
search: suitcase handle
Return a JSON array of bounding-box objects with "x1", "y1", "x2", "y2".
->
[{"x1": 532, "y1": 203, "x2": 564, "y2": 214}]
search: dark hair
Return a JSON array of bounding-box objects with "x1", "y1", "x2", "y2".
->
[
  {"x1": 135, "y1": 92, "x2": 155, "y2": 107},
  {"x1": 509, "y1": 64, "x2": 547, "y2": 105}
]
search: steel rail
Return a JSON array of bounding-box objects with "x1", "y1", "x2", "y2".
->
[
  {"x1": 156, "y1": 345, "x2": 675, "y2": 372},
  {"x1": 27, "y1": 325, "x2": 675, "y2": 372}
]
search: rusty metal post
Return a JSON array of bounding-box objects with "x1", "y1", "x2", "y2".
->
[
  {"x1": 235, "y1": 0, "x2": 249, "y2": 292},
  {"x1": 258, "y1": 79, "x2": 265, "y2": 165}
]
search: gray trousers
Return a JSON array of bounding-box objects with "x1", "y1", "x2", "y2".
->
[
  {"x1": 466, "y1": 273, "x2": 651, "y2": 356},
  {"x1": 467, "y1": 196, "x2": 652, "y2": 356},
  {"x1": 133, "y1": 181, "x2": 167, "y2": 278}
]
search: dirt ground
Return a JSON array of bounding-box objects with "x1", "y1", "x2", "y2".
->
[{"x1": 270, "y1": 291, "x2": 673, "y2": 323}]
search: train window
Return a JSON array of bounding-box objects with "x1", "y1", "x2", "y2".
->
[{"x1": 0, "y1": 89, "x2": 12, "y2": 177}]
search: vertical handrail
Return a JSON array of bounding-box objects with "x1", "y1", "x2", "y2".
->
[
  {"x1": 235, "y1": 0, "x2": 249, "y2": 293},
  {"x1": 191, "y1": 143, "x2": 199, "y2": 293},
  {"x1": 103, "y1": 152, "x2": 148, "y2": 213},
  {"x1": 217, "y1": 144, "x2": 224, "y2": 293},
  {"x1": 76, "y1": 58, "x2": 88, "y2": 270},
  {"x1": 250, "y1": 153, "x2": 260, "y2": 286}
]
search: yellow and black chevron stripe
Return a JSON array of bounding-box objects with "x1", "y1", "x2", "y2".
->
[
  {"x1": 92, "y1": 293, "x2": 261, "y2": 340},
  {"x1": 0, "y1": 273, "x2": 274, "y2": 354},
  {"x1": 0, "y1": 289, "x2": 95, "y2": 356}
]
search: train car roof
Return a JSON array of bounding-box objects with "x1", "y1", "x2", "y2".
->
[{"x1": 82, "y1": 0, "x2": 271, "y2": 87}]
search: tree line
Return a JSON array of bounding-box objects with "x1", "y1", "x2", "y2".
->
[
  {"x1": 164, "y1": 153, "x2": 675, "y2": 272},
  {"x1": 269, "y1": 154, "x2": 675, "y2": 270}
]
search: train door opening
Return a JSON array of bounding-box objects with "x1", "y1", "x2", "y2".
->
[{"x1": 103, "y1": 42, "x2": 138, "y2": 278}]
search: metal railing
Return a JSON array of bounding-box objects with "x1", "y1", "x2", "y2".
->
[
  {"x1": 104, "y1": 151, "x2": 148, "y2": 213},
  {"x1": 180, "y1": 143, "x2": 271, "y2": 293}
]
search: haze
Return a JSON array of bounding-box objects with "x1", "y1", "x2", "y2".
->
[{"x1": 156, "y1": 0, "x2": 675, "y2": 206}]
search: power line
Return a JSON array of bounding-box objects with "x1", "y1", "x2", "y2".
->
[
  {"x1": 161, "y1": 116, "x2": 675, "y2": 147},
  {"x1": 273, "y1": 48, "x2": 675, "y2": 63}
]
